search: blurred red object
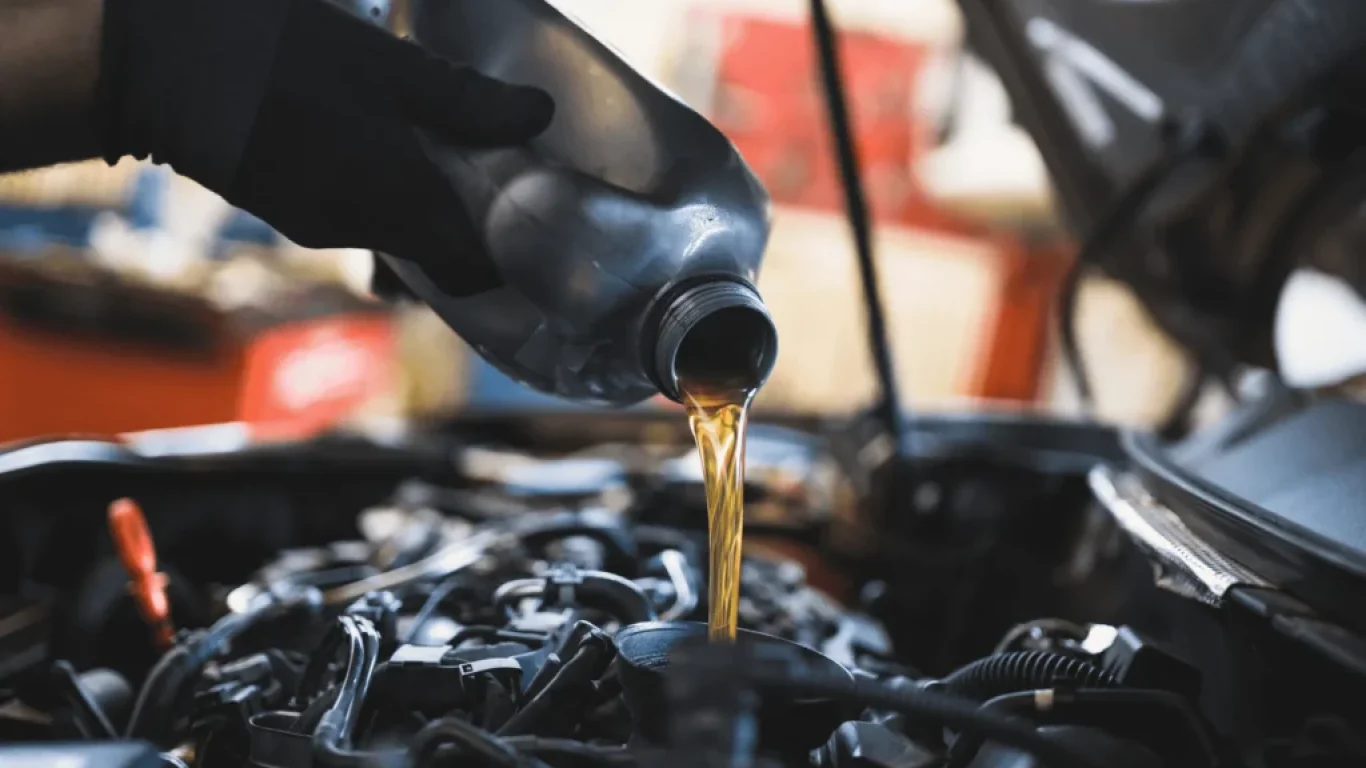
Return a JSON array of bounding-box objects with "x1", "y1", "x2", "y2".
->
[
  {"x1": 695, "y1": 13, "x2": 1062, "y2": 406},
  {"x1": 0, "y1": 263, "x2": 244, "y2": 444},
  {"x1": 238, "y1": 313, "x2": 397, "y2": 438},
  {"x1": 0, "y1": 258, "x2": 403, "y2": 444},
  {"x1": 702, "y1": 13, "x2": 960, "y2": 232},
  {"x1": 968, "y1": 238, "x2": 1073, "y2": 403},
  {"x1": 108, "y1": 497, "x2": 176, "y2": 650}
]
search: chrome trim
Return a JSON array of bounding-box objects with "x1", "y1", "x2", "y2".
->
[{"x1": 1089, "y1": 465, "x2": 1270, "y2": 604}]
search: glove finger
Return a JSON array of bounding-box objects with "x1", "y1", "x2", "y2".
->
[
  {"x1": 379, "y1": 182, "x2": 504, "y2": 297},
  {"x1": 379, "y1": 246, "x2": 500, "y2": 298},
  {"x1": 401, "y1": 50, "x2": 554, "y2": 146}
]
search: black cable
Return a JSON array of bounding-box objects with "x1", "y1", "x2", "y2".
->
[
  {"x1": 748, "y1": 671, "x2": 1106, "y2": 768},
  {"x1": 445, "y1": 626, "x2": 550, "y2": 648},
  {"x1": 497, "y1": 646, "x2": 601, "y2": 737},
  {"x1": 189, "y1": 611, "x2": 255, "y2": 664},
  {"x1": 944, "y1": 690, "x2": 1036, "y2": 768},
  {"x1": 125, "y1": 583, "x2": 318, "y2": 744},
  {"x1": 503, "y1": 737, "x2": 635, "y2": 767},
  {"x1": 1056, "y1": 688, "x2": 1220, "y2": 765},
  {"x1": 945, "y1": 688, "x2": 1219, "y2": 768},
  {"x1": 1157, "y1": 358, "x2": 1208, "y2": 440},
  {"x1": 413, "y1": 716, "x2": 547, "y2": 768},
  {"x1": 405, "y1": 576, "x2": 474, "y2": 644},
  {"x1": 809, "y1": 0, "x2": 906, "y2": 443},
  {"x1": 295, "y1": 624, "x2": 347, "y2": 714},
  {"x1": 1058, "y1": 119, "x2": 1222, "y2": 414},
  {"x1": 295, "y1": 687, "x2": 340, "y2": 736},
  {"x1": 1058, "y1": 257, "x2": 1094, "y2": 410},
  {"x1": 123, "y1": 645, "x2": 193, "y2": 744},
  {"x1": 939, "y1": 651, "x2": 1118, "y2": 702},
  {"x1": 495, "y1": 571, "x2": 657, "y2": 626},
  {"x1": 51, "y1": 661, "x2": 117, "y2": 740},
  {"x1": 312, "y1": 615, "x2": 385, "y2": 767},
  {"x1": 520, "y1": 652, "x2": 563, "y2": 702},
  {"x1": 320, "y1": 617, "x2": 367, "y2": 743}
]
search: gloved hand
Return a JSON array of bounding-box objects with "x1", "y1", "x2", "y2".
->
[{"x1": 94, "y1": 0, "x2": 553, "y2": 295}]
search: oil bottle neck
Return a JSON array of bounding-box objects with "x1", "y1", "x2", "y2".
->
[{"x1": 647, "y1": 279, "x2": 779, "y2": 403}]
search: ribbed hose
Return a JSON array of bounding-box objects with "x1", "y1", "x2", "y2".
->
[{"x1": 941, "y1": 651, "x2": 1119, "y2": 702}]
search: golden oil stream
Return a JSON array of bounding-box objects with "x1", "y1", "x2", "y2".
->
[{"x1": 682, "y1": 384, "x2": 755, "y2": 643}]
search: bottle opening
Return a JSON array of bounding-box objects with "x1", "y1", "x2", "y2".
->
[
  {"x1": 650, "y1": 280, "x2": 779, "y2": 402},
  {"x1": 675, "y1": 306, "x2": 775, "y2": 393}
]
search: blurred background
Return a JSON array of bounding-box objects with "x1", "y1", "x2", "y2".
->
[{"x1": 0, "y1": 0, "x2": 1195, "y2": 445}]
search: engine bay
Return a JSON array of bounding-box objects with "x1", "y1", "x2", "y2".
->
[
  {"x1": 0, "y1": 402, "x2": 1360, "y2": 768},
  {"x1": 9, "y1": 0, "x2": 1366, "y2": 764}
]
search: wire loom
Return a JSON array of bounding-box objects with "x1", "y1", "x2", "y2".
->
[{"x1": 939, "y1": 650, "x2": 1119, "y2": 702}]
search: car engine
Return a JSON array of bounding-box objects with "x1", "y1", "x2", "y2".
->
[
  {"x1": 0, "y1": 401, "x2": 1361, "y2": 768},
  {"x1": 7, "y1": 0, "x2": 1366, "y2": 765}
]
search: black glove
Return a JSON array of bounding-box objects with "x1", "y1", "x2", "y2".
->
[{"x1": 95, "y1": 0, "x2": 553, "y2": 295}]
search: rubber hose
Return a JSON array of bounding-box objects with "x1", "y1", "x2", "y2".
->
[
  {"x1": 295, "y1": 626, "x2": 346, "y2": 712},
  {"x1": 941, "y1": 651, "x2": 1119, "y2": 702},
  {"x1": 495, "y1": 571, "x2": 656, "y2": 625},
  {"x1": 312, "y1": 617, "x2": 385, "y2": 767},
  {"x1": 187, "y1": 612, "x2": 252, "y2": 666},
  {"x1": 578, "y1": 572, "x2": 656, "y2": 624},
  {"x1": 503, "y1": 737, "x2": 635, "y2": 766},
  {"x1": 126, "y1": 593, "x2": 288, "y2": 744},
  {"x1": 750, "y1": 672, "x2": 1105, "y2": 768},
  {"x1": 52, "y1": 661, "x2": 118, "y2": 739},
  {"x1": 411, "y1": 717, "x2": 529, "y2": 768},
  {"x1": 944, "y1": 691, "x2": 1041, "y2": 768},
  {"x1": 496, "y1": 646, "x2": 601, "y2": 737},
  {"x1": 295, "y1": 688, "x2": 340, "y2": 735},
  {"x1": 124, "y1": 646, "x2": 194, "y2": 744},
  {"x1": 405, "y1": 579, "x2": 478, "y2": 644}
]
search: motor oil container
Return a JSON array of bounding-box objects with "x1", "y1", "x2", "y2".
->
[{"x1": 383, "y1": 0, "x2": 778, "y2": 405}]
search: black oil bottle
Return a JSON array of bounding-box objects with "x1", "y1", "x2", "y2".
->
[{"x1": 385, "y1": 0, "x2": 778, "y2": 405}]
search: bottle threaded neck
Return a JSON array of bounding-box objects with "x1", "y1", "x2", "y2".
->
[{"x1": 650, "y1": 279, "x2": 778, "y2": 402}]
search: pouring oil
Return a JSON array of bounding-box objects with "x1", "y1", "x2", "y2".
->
[{"x1": 682, "y1": 383, "x2": 756, "y2": 643}]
